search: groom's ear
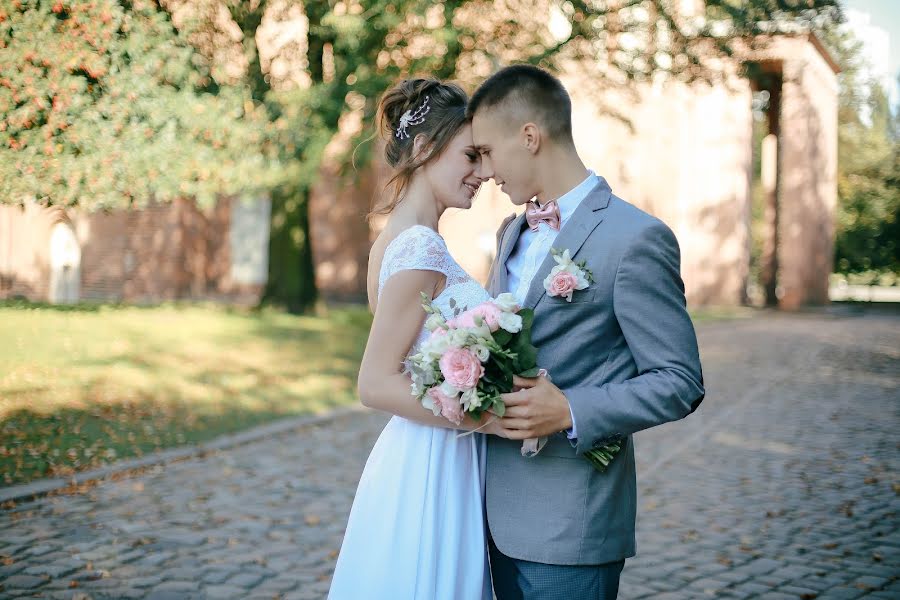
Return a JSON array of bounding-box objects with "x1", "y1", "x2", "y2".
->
[{"x1": 522, "y1": 122, "x2": 541, "y2": 155}]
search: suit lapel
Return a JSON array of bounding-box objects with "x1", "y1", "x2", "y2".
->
[
  {"x1": 522, "y1": 178, "x2": 613, "y2": 310},
  {"x1": 493, "y1": 212, "x2": 527, "y2": 295}
]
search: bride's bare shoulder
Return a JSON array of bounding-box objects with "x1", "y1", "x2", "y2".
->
[
  {"x1": 366, "y1": 238, "x2": 382, "y2": 307},
  {"x1": 366, "y1": 231, "x2": 397, "y2": 311}
]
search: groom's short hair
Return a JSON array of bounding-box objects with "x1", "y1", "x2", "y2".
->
[{"x1": 467, "y1": 64, "x2": 573, "y2": 144}]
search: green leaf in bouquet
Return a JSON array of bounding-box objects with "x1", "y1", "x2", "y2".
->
[
  {"x1": 492, "y1": 399, "x2": 506, "y2": 418},
  {"x1": 511, "y1": 340, "x2": 538, "y2": 373},
  {"x1": 507, "y1": 309, "x2": 538, "y2": 372},
  {"x1": 490, "y1": 361, "x2": 513, "y2": 392},
  {"x1": 517, "y1": 366, "x2": 541, "y2": 378},
  {"x1": 493, "y1": 355, "x2": 513, "y2": 375},
  {"x1": 518, "y1": 308, "x2": 535, "y2": 333},
  {"x1": 492, "y1": 329, "x2": 512, "y2": 347}
]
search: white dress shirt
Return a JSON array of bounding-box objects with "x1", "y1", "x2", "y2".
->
[{"x1": 505, "y1": 170, "x2": 599, "y2": 439}]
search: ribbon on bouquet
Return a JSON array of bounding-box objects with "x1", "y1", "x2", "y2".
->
[{"x1": 521, "y1": 368, "x2": 550, "y2": 458}]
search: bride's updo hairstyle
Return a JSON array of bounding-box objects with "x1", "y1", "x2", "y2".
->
[{"x1": 368, "y1": 78, "x2": 469, "y2": 221}]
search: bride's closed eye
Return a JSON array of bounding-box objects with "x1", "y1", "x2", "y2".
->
[{"x1": 465, "y1": 151, "x2": 479, "y2": 163}]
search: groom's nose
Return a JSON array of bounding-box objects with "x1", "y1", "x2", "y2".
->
[{"x1": 476, "y1": 158, "x2": 494, "y2": 180}]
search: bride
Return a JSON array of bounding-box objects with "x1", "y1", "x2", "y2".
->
[{"x1": 327, "y1": 79, "x2": 497, "y2": 599}]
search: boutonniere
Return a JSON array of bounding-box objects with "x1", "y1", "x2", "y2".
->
[{"x1": 543, "y1": 248, "x2": 595, "y2": 302}]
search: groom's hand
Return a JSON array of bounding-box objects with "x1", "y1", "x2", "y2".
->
[{"x1": 498, "y1": 375, "x2": 573, "y2": 439}]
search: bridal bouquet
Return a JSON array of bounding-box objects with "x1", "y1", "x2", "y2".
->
[
  {"x1": 407, "y1": 292, "x2": 539, "y2": 425},
  {"x1": 407, "y1": 292, "x2": 622, "y2": 472}
]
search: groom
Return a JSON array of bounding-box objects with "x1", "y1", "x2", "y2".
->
[{"x1": 469, "y1": 65, "x2": 705, "y2": 599}]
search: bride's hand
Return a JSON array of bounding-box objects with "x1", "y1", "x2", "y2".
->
[{"x1": 475, "y1": 411, "x2": 506, "y2": 437}]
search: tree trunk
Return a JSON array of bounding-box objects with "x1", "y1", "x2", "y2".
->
[
  {"x1": 231, "y1": 1, "x2": 318, "y2": 313},
  {"x1": 264, "y1": 185, "x2": 317, "y2": 313}
]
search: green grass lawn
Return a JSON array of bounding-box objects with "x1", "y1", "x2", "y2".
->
[
  {"x1": 0, "y1": 300, "x2": 746, "y2": 488},
  {"x1": 0, "y1": 302, "x2": 373, "y2": 487}
]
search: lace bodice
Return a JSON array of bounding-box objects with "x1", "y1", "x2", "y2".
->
[{"x1": 378, "y1": 225, "x2": 491, "y2": 352}]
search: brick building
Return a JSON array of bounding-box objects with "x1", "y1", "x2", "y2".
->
[{"x1": 0, "y1": 196, "x2": 269, "y2": 305}]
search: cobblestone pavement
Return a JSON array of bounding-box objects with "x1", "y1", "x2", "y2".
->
[{"x1": 1, "y1": 307, "x2": 898, "y2": 600}]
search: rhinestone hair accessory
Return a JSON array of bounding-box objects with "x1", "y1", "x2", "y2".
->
[{"x1": 394, "y1": 96, "x2": 431, "y2": 140}]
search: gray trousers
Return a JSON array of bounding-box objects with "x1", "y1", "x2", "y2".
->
[{"x1": 489, "y1": 535, "x2": 625, "y2": 600}]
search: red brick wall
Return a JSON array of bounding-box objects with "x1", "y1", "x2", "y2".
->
[
  {"x1": 0, "y1": 198, "x2": 263, "y2": 305},
  {"x1": 310, "y1": 157, "x2": 387, "y2": 303}
]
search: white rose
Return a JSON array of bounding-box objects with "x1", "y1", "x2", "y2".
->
[
  {"x1": 498, "y1": 312, "x2": 523, "y2": 333},
  {"x1": 491, "y1": 293, "x2": 519, "y2": 312},
  {"x1": 472, "y1": 343, "x2": 491, "y2": 362}
]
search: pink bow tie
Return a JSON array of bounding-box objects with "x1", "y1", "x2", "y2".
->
[{"x1": 525, "y1": 200, "x2": 561, "y2": 232}]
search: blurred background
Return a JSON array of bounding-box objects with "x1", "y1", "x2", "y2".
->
[{"x1": 0, "y1": 0, "x2": 896, "y2": 487}]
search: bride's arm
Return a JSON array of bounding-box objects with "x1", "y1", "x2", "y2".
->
[{"x1": 358, "y1": 269, "x2": 498, "y2": 433}]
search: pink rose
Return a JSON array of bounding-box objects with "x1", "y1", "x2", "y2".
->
[
  {"x1": 548, "y1": 271, "x2": 578, "y2": 301},
  {"x1": 449, "y1": 313, "x2": 475, "y2": 329},
  {"x1": 429, "y1": 327, "x2": 448, "y2": 340},
  {"x1": 439, "y1": 347, "x2": 484, "y2": 390},
  {"x1": 468, "y1": 303, "x2": 503, "y2": 331},
  {"x1": 428, "y1": 386, "x2": 464, "y2": 425}
]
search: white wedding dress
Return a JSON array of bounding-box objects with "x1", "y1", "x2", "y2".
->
[{"x1": 328, "y1": 225, "x2": 493, "y2": 600}]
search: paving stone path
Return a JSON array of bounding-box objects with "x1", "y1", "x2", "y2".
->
[{"x1": 1, "y1": 307, "x2": 898, "y2": 599}]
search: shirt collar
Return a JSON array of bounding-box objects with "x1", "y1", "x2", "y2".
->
[{"x1": 543, "y1": 170, "x2": 598, "y2": 227}]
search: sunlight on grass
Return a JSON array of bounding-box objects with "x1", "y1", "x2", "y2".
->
[{"x1": 0, "y1": 303, "x2": 373, "y2": 486}]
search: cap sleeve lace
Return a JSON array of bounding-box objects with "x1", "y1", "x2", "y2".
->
[{"x1": 378, "y1": 226, "x2": 468, "y2": 300}]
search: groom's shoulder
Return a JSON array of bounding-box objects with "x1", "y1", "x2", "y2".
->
[{"x1": 607, "y1": 194, "x2": 673, "y2": 240}]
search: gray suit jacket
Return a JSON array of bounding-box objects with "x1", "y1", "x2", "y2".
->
[{"x1": 485, "y1": 177, "x2": 704, "y2": 566}]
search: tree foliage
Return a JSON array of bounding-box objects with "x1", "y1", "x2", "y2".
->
[
  {"x1": 0, "y1": 0, "x2": 276, "y2": 210},
  {"x1": 827, "y1": 29, "x2": 900, "y2": 278}
]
